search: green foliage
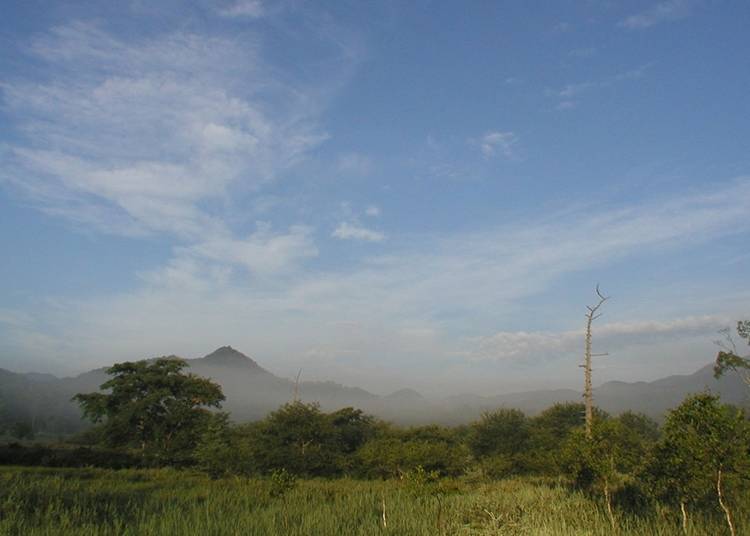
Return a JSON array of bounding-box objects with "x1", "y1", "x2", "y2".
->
[
  {"x1": 10, "y1": 421, "x2": 35, "y2": 441},
  {"x1": 617, "y1": 411, "x2": 659, "y2": 444},
  {"x1": 523, "y1": 403, "x2": 608, "y2": 475},
  {"x1": 356, "y1": 436, "x2": 468, "y2": 478},
  {"x1": 193, "y1": 412, "x2": 234, "y2": 478},
  {"x1": 467, "y1": 408, "x2": 533, "y2": 478},
  {"x1": 563, "y1": 418, "x2": 635, "y2": 492},
  {"x1": 469, "y1": 408, "x2": 529, "y2": 458},
  {"x1": 662, "y1": 393, "x2": 749, "y2": 479},
  {"x1": 642, "y1": 393, "x2": 750, "y2": 535},
  {"x1": 269, "y1": 468, "x2": 297, "y2": 497},
  {"x1": 714, "y1": 320, "x2": 750, "y2": 380},
  {"x1": 327, "y1": 407, "x2": 377, "y2": 454},
  {"x1": 73, "y1": 358, "x2": 225, "y2": 463},
  {"x1": 246, "y1": 401, "x2": 339, "y2": 476}
]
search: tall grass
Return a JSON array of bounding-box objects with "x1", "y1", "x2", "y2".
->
[{"x1": 0, "y1": 466, "x2": 745, "y2": 535}]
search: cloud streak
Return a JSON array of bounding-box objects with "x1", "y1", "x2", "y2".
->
[
  {"x1": 470, "y1": 315, "x2": 728, "y2": 361},
  {"x1": 477, "y1": 131, "x2": 518, "y2": 159},
  {"x1": 620, "y1": 0, "x2": 696, "y2": 29},
  {"x1": 4, "y1": 177, "x2": 749, "y2": 382},
  {"x1": 332, "y1": 222, "x2": 386, "y2": 242},
  {"x1": 1, "y1": 22, "x2": 331, "y2": 263}
]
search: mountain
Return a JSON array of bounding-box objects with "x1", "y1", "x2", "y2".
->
[{"x1": 1, "y1": 347, "x2": 749, "y2": 436}]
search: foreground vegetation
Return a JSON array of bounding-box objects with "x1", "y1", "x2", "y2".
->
[{"x1": 1, "y1": 466, "x2": 748, "y2": 535}]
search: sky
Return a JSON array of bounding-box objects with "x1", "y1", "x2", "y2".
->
[{"x1": 1, "y1": 0, "x2": 749, "y2": 396}]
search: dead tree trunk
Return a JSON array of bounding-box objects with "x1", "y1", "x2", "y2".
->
[
  {"x1": 292, "y1": 369, "x2": 302, "y2": 402},
  {"x1": 582, "y1": 284, "x2": 608, "y2": 439}
]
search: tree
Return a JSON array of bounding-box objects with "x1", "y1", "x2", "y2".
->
[
  {"x1": 10, "y1": 421, "x2": 35, "y2": 441},
  {"x1": 247, "y1": 401, "x2": 339, "y2": 476},
  {"x1": 563, "y1": 418, "x2": 639, "y2": 532},
  {"x1": 641, "y1": 437, "x2": 708, "y2": 534},
  {"x1": 617, "y1": 411, "x2": 659, "y2": 444},
  {"x1": 327, "y1": 407, "x2": 377, "y2": 454},
  {"x1": 525, "y1": 402, "x2": 608, "y2": 474},
  {"x1": 193, "y1": 412, "x2": 238, "y2": 478},
  {"x1": 468, "y1": 409, "x2": 530, "y2": 477},
  {"x1": 714, "y1": 320, "x2": 750, "y2": 386},
  {"x1": 582, "y1": 285, "x2": 609, "y2": 439},
  {"x1": 73, "y1": 357, "x2": 224, "y2": 462},
  {"x1": 357, "y1": 436, "x2": 468, "y2": 479},
  {"x1": 651, "y1": 394, "x2": 749, "y2": 536},
  {"x1": 469, "y1": 408, "x2": 529, "y2": 458}
]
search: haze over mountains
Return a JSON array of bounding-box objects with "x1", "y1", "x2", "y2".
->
[{"x1": 1, "y1": 346, "x2": 747, "y2": 435}]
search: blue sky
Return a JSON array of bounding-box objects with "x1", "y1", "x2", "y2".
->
[{"x1": 1, "y1": 0, "x2": 749, "y2": 395}]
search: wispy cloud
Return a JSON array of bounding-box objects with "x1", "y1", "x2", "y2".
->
[
  {"x1": 0, "y1": 21, "x2": 352, "y2": 278},
  {"x1": 477, "y1": 131, "x2": 518, "y2": 159},
  {"x1": 365, "y1": 205, "x2": 381, "y2": 217},
  {"x1": 219, "y1": 0, "x2": 265, "y2": 18},
  {"x1": 620, "y1": 0, "x2": 696, "y2": 30},
  {"x1": 5, "y1": 177, "x2": 749, "y2": 380},
  {"x1": 2, "y1": 22, "x2": 325, "y2": 241},
  {"x1": 332, "y1": 222, "x2": 385, "y2": 242},
  {"x1": 336, "y1": 152, "x2": 372, "y2": 177},
  {"x1": 470, "y1": 315, "x2": 727, "y2": 361},
  {"x1": 550, "y1": 64, "x2": 654, "y2": 109}
]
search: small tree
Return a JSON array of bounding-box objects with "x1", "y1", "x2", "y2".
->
[
  {"x1": 248, "y1": 401, "x2": 339, "y2": 476},
  {"x1": 527, "y1": 403, "x2": 608, "y2": 474},
  {"x1": 73, "y1": 357, "x2": 225, "y2": 462},
  {"x1": 563, "y1": 419, "x2": 635, "y2": 532},
  {"x1": 194, "y1": 412, "x2": 235, "y2": 478},
  {"x1": 641, "y1": 437, "x2": 708, "y2": 534},
  {"x1": 653, "y1": 393, "x2": 749, "y2": 536},
  {"x1": 714, "y1": 320, "x2": 750, "y2": 386},
  {"x1": 468, "y1": 409, "x2": 530, "y2": 477},
  {"x1": 10, "y1": 421, "x2": 35, "y2": 441}
]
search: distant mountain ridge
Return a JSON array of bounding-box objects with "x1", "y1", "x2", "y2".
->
[{"x1": 1, "y1": 346, "x2": 748, "y2": 435}]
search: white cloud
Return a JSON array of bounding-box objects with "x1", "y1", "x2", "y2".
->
[
  {"x1": 365, "y1": 205, "x2": 381, "y2": 217},
  {"x1": 336, "y1": 153, "x2": 372, "y2": 176},
  {"x1": 470, "y1": 315, "x2": 728, "y2": 361},
  {"x1": 2, "y1": 22, "x2": 327, "y2": 242},
  {"x1": 550, "y1": 64, "x2": 653, "y2": 107},
  {"x1": 478, "y1": 131, "x2": 518, "y2": 159},
  {"x1": 219, "y1": 0, "x2": 264, "y2": 18},
  {"x1": 332, "y1": 222, "x2": 385, "y2": 242},
  {"x1": 620, "y1": 0, "x2": 696, "y2": 29},
  {"x1": 3, "y1": 178, "x2": 750, "y2": 386},
  {"x1": 184, "y1": 224, "x2": 318, "y2": 275}
]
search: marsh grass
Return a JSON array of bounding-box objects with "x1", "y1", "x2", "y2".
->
[{"x1": 0, "y1": 466, "x2": 745, "y2": 535}]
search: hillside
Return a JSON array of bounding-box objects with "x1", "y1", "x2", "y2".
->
[{"x1": 1, "y1": 347, "x2": 748, "y2": 435}]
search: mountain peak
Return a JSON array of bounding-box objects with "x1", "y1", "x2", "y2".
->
[
  {"x1": 385, "y1": 388, "x2": 424, "y2": 401},
  {"x1": 199, "y1": 346, "x2": 266, "y2": 372}
]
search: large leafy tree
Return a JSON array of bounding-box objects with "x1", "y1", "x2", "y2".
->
[{"x1": 73, "y1": 358, "x2": 224, "y2": 462}]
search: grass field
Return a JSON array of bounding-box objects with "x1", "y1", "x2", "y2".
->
[{"x1": 0, "y1": 466, "x2": 745, "y2": 535}]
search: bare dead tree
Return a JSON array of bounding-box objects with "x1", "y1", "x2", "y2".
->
[
  {"x1": 292, "y1": 369, "x2": 302, "y2": 402},
  {"x1": 581, "y1": 284, "x2": 609, "y2": 439}
]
